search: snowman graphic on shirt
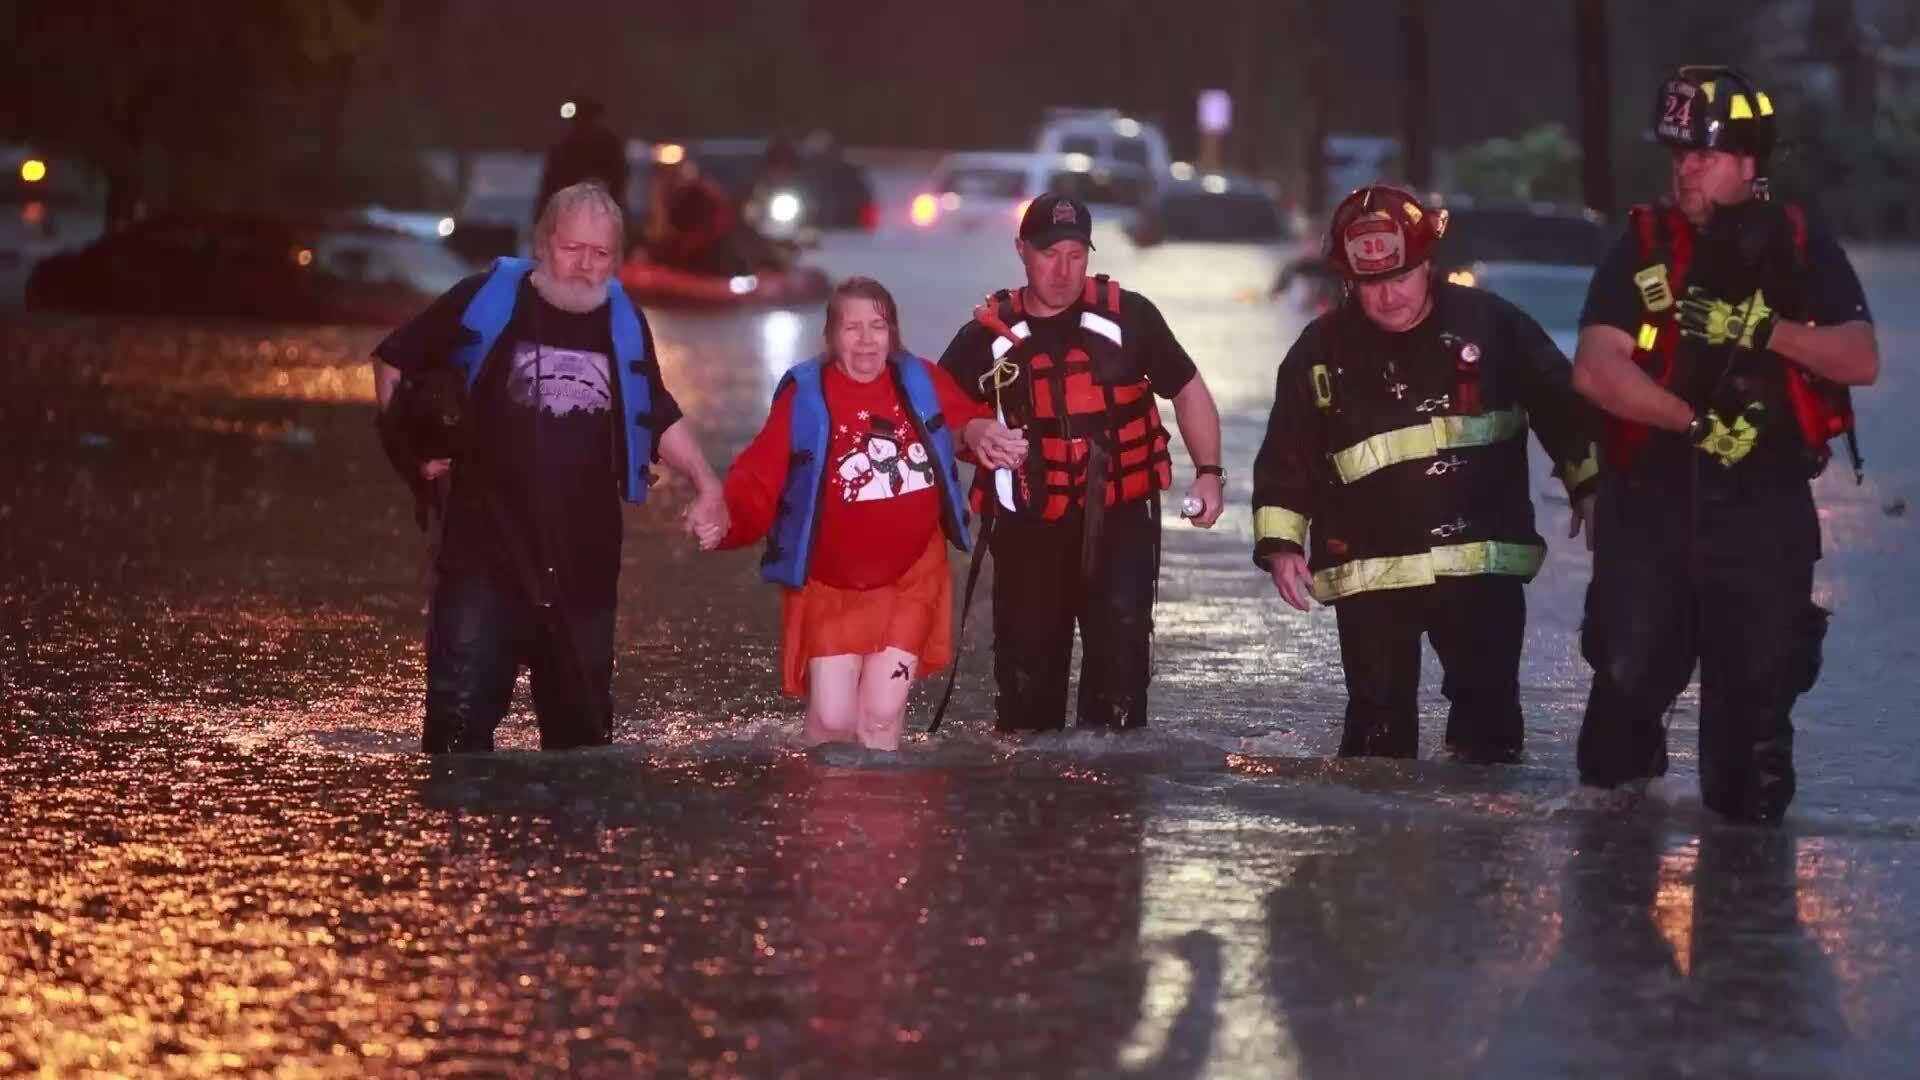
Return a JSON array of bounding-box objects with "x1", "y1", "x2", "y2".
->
[{"x1": 834, "y1": 414, "x2": 939, "y2": 503}]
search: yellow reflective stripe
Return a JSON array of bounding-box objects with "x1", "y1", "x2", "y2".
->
[
  {"x1": 1729, "y1": 93, "x2": 1754, "y2": 120},
  {"x1": 1328, "y1": 408, "x2": 1528, "y2": 484},
  {"x1": 1560, "y1": 445, "x2": 1599, "y2": 493},
  {"x1": 1254, "y1": 506, "x2": 1309, "y2": 547},
  {"x1": 1701, "y1": 80, "x2": 1717, "y2": 103},
  {"x1": 1637, "y1": 322, "x2": 1660, "y2": 351},
  {"x1": 1757, "y1": 91, "x2": 1773, "y2": 117},
  {"x1": 1310, "y1": 541, "x2": 1548, "y2": 603}
]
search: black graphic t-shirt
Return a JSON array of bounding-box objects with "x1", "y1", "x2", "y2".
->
[{"x1": 375, "y1": 272, "x2": 684, "y2": 609}]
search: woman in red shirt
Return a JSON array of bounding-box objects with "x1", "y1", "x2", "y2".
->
[{"x1": 720, "y1": 278, "x2": 997, "y2": 749}]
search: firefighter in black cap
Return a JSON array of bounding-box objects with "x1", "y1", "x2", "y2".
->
[
  {"x1": 938, "y1": 192, "x2": 1224, "y2": 732},
  {"x1": 1252, "y1": 184, "x2": 1600, "y2": 762},
  {"x1": 1572, "y1": 66, "x2": 1879, "y2": 822}
]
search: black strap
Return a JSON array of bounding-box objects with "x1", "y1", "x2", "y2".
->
[{"x1": 928, "y1": 513, "x2": 995, "y2": 733}]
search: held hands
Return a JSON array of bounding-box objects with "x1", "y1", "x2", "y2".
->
[
  {"x1": 1268, "y1": 552, "x2": 1315, "y2": 612},
  {"x1": 1568, "y1": 493, "x2": 1597, "y2": 552},
  {"x1": 683, "y1": 488, "x2": 728, "y2": 551},
  {"x1": 964, "y1": 418, "x2": 1029, "y2": 470},
  {"x1": 1692, "y1": 402, "x2": 1766, "y2": 468},
  {"x1": 1676, "y1": 287, "x2": 1776, "y2": 352}
]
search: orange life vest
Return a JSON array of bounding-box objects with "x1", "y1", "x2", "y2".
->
[{"x1": 972, "y1": 275, "x2": 1173, "y2": 519}]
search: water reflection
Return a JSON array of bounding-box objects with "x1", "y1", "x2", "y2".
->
[
  {"x1": 1484, "y1": 817, "x2": 1849, "y2": 1077},
  {"x1": 1261, "y1": 819, "x2": 1564, "y2": 1078}
]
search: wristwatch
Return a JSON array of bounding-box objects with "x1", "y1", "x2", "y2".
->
[{"x1": 1195, "y1": 464, "x2": 1226, "y2": 479}]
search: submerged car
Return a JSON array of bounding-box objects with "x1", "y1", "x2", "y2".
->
[
  {"x1": 1130, "y1": 171, "x2": 1289, "y2": 246},
  {"x1": 24, "y1": 211, "x2": 473, "y2": 326}
]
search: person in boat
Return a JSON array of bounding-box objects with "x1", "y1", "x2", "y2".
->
[
  {"x1": 642, "y1": 153, "x2": 751, "y2": 276},
  {"x1": 715, "y1": 277, "x2": 991, "y2": 749},
  {"x1": 372, "y1": 181, "x2": 729, "y2": 753}
]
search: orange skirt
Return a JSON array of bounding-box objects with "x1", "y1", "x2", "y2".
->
[{"x1": 778, "y1": 533, "x2": 955, "y2": 697}]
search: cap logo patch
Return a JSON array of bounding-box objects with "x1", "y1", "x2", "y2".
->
[
  {"x1": 1343, "y1": 215, "x2": 1405, "y2": 274},
  {"x1": 1052, "y1": 201, "x2": 1078, "y2": 225}
]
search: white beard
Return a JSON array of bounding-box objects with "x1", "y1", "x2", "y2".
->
[{"x1": 530, "y1": 266, "x2": 610, "y2": 314}]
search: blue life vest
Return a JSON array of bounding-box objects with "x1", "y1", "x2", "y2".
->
[
  {"x1": 761, "y1": 353, "x2": 972, "y2": 588},
  {"x1": 450, "y1": 257, "x2": 656, "y2": 505}
]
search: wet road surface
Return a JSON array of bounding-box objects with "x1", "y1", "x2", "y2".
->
[{"x1": 3, "y1": 229, "x2": 1917, "y2": 1077}]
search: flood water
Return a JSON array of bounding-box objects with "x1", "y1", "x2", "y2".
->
[{"x1": 3, "y1": 224, "x2": 1917, "y2": 1077}]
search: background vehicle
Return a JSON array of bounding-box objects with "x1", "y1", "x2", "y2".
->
[
  {"x1": 639, "y1": 138, "x2": 878, "y2": 234},
  {"x1": 1032, "y1": 108, "x2": 1172, "y2": 189},
  {"x1": 24, "y1": 212, "x2": 472, "y2": 326},
  {"x1": 910, "y1": 150, "x2": 1151, "y2": 236},
  {"x1": 1273, "y1": 201, "x2": 1610, "y2": 319},
  {"x1": 1446, "y1": 260, "x2": 1593, "y2": 354},
  {"x1": 1129, "y1": 171, "x2": 1290, "y2": 247}
]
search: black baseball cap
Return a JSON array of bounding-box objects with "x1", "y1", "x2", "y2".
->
[{"x1": 1019, "y1": 192, "x2": 1096, "y2": 250}]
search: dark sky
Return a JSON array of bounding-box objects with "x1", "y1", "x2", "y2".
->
[{"x1": 400, "y1": 0, "x2": 1591, "y2": 165}]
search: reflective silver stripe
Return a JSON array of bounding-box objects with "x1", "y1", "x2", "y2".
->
[
  {"x1": 1254, "y1": 506, "x2": 1308, "y2": 547},
  {"x1": 1329, "y1": 408, "x2": 1528, "y2": 485},
  {"x1": 1310, "y1": 540, "x2": 1546, "y2": 603},
  {"x1": 989, "y1": 320, "x2": 1033, "y2": 360},
  {"x1": 1080, "y1": 310, "x2": 1123, "y2": 345}
]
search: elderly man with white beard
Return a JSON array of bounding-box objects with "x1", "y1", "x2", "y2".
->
[{"x1": 373, "y1": 181, "x2": 727, "y2": 753}]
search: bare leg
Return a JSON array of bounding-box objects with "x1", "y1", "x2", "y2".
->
[
  {"x1": 856, "y1": 648, "x2": 918, "y2": 751},
  {"x1": 805, "y1": 654, "x2": 862, "y2": 745}
]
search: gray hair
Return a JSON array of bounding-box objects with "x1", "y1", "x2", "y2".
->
[{"x1": 533, "y1": 181, "x2": 625, "y2": 255}]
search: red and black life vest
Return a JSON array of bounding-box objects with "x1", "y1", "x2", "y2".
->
[
  {"x1": 972, "y1": 275, "x2": 1173, "y2": 520},
  {"x1": 1608, "y1": 202, "x2": 1859, "y2": 477}
]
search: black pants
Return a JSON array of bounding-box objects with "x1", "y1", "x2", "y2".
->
[
  {"x1": 423, "y1": 573, "x2": 616, "y2": 753},
  {"x1": 1576, "y1": 475, "x2": 1822, "y2": 822},
  {"x1": 1331, "y1": 575, "x2": 1527, "y2": 759},
  {"x1": 989, "y1": 499, "x2": 1157, "y2": 731}
]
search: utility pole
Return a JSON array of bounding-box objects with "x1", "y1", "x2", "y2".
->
[
  {"x1": 1574, "y1": 0, "x2": 1615, "y2": 216},
  {"x1": 1305, "y1": 0, "x2": 1330, "y2": 215},
  {"x1": 1401, "y1": 0, "x2": 1431, "y2": 191}
]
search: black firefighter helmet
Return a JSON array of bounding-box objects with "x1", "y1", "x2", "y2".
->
[{"x1": 1653, "y1": 65, "x2": 1779, "y2": 167}]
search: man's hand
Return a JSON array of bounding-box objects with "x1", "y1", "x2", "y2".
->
[
  {"x1": 1693, "y1": 402, "x2": 1766, "y2": 468},
  {"x1": 1676, "y1": 287, "x2": 1776, "y2": 352},
  {"x1": 683, "y1": 489, "x2": 728, "y2": 551},
  {"x1": 1267, "y1": 552, "x2": 1315, "y2": 612},
  {"x1": 1182, "y1": 472, "x2": 1224, "y2": 528},
  {"x1": 419, "y1": 458, "x2": 451, "y2": 481},
  {"x1": 963, "y1": 418, "x2": 1029, "y2": 470},
  {"x1": 1568, "y1": 493, "x2": 1597, "y2": 552}
]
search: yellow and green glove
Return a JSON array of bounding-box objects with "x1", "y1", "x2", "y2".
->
[
  {"x1": 1689, "y1": 402, "x2": 1766, "y2": 468},
  {"x1": 1676, "y1": 287, "x2": 1776, "y2": 351}
]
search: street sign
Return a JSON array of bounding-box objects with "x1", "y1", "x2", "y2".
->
[{"x1": 1198, "y1": 89, "x2": 1232, "y2": 135}]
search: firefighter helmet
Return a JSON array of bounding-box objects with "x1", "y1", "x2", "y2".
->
[{"x1": 1325, "y1": 185, "x2": 1448, "y2": 280}]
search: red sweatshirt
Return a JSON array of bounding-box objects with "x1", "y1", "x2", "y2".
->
[{"x1": 722, "y1": 361, "x2": 987, "y2": 589}]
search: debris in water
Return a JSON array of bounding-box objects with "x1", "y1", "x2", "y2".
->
[{"x1": 1884, "y1": 498, "x2": 1907, "y2": 517}]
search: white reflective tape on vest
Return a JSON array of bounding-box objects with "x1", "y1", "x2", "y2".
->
[
  {"x1": 990, "y1": 320, "x2": 1033, "y2": 360},
  {"x1": 1080, "y1": 311, "x2": 1123, "y2": 346}
]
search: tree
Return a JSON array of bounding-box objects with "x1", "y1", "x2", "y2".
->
[{"x1": 1, "y1": 0, "x2": 384, "y2": 226}]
